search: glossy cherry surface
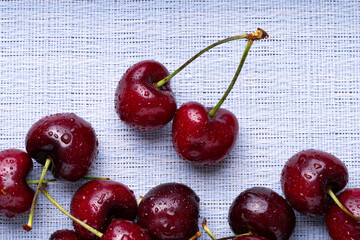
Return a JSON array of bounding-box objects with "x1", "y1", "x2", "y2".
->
[
  {"x1": 26, "y1": 113, "x2": 98, "y2": 182},
  {"x1": 138, "y1": 182, "x2": 200, "y2": 240},
  {"x1": 101, "y1": 219, "x2": 151, "y2": 240},
  {"x1": 115, "y1": 60, "x2": 177, "y2": 131},
  {"x1": 0, "y1": 149, "x2": 34, "y2": 218},
  {"x1": 70, "y1": 180, "x2": 137, "y2": 240},
  {"x1": 325, "y1": 188, "x2": 360, "y2": 240},
  {"x1": 281, "y1": 149, "x2": 348, "y2": 216},
  {"x1": 228, "y1": 187, "x2": 295, "y2": 240},
  {"x1": 50, "y1": 229, "x2": 82, "y2": 240},
  {"x1": 172, "y1": 101, "x2": 238, "y2": 166}
]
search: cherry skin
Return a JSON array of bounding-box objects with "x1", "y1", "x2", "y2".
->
[
  {"x1": 26, "y1": 113, "x2": 98, "y2": 182},
  {"x1": 0, "y1": 149, "x2": 34, "y2": 218},
  {"x1": 281, "y1": 149, "x2": 348, "y2": 216},
  {"x1": 138, "y1": 182, "x2": 200, "y2": 240},
  {"x1": 325, "y1": 188, "x2": 360, "y2": 240},
  {"x1": 115, "y1": 60, "x2": 177, "y2": 131},
  {"x1": 172, "y1": 102, "x2": 239, "y2": 166},
  {"x1": 228, "y1": 187, "x2": 295, "y2": 240},
  {"x1": 101, "y1": 219, "x2": 151, "y2": 240},
  {"x1": 70, "y1": 180, "x2": 138, "y2": 240},
  {"x1": 50, "y1": 229, "x2": 82, "y2": 240}
]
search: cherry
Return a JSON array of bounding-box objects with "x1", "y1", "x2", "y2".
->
[
  {"x1": 325, "y1": 188, "x2": 360, "y2": 240},
  {"x1": 137, "y1": 182, "x2": 200, "y2": 240},
  {"x1": 172, "y1": 102, "x2": 239, "y2": 166},
  {"x1": 228, "y1": 187, "x2": 295, "y2": 240},
  {"x1": 50, "y1": 230, "x2": 81, "y2": 240},
  {"x1": 172, "y1": 29, "x2": 268, "y2": 165},
  {"x1": 0, "y1": 149, "x2": 34, "y2": 218},
  {"x1": 70, "y1": 180, "x2": 138, "y2": 240},
  {"x1": 115, "y1": 60, "x2": 177, "y2": 131},
  {"x1": 26, "y1": 113, "x2": 98, "y2": 182},
  {"x1": 281, "y1": 149, "x2": 348, "y2": 216},
  {"x1": 115, "y1": 29, "x2": 268, "y2": 132},
  {"x1": 232, "y1": 237, "x2": 269, "y2": 240},
  {"x1": 101, "y1": 219, "x2": 151, "y2": 240}
]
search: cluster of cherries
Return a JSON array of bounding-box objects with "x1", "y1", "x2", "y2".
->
[{"x1": 1, "y1": 28, "x2": 358, "y2": 240}]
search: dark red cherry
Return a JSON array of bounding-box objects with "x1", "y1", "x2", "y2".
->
[
  {"x1": 26, "y1": 113, "x2": 98, "y2": 181},
  {"x1": 115, "y1": 60, "x2": 177, "y2": 131},
  {"x1": 0, "y1": 149, "x2": 34, "y2": 218},
  {"x1": 101, "y1": 219, "x2": 151, "y2": 240},
  {"x1": 138, "y1": 182, "x2": 200, "y2": 240},
  {"x1": 50, "y1": 229, "x2": 82, "y2": 240},
  {"x1": 228, "y1": 187, "x2": 295, "y2": 240},
  {"x1": 172, "y1": 102, "x2": 238, "y2": 166},
  {"x1": 70, "y1": 180, "x2": 137, "y2": 240},
  {"x1": 325, "y1": 188, "x2": 360, "y2": 240},
  {"x1": 281, "y1": 149, "x2": 348, "y2": 216}
]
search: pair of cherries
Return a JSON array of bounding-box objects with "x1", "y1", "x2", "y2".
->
[
  {"x1": 201, "y1": 149, "x2": 360, "y2": 240},
  {"x1": 0, "y1": 113, "x2": 98, "y2": 230},
  {"x1": 45, "y1": 181, "x2": 200, "y2": 240},
  {"x1": 115, "y1": 28, "x2": 269, "y2": 166}
]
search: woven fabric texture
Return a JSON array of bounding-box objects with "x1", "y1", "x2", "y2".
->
[{"x1": 1, "y1": 1, "x2": 360, "y2": 239}]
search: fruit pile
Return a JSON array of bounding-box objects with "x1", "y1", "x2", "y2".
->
[{"x1": 1, "y1": 29, "x2": 359, "y2": 240}]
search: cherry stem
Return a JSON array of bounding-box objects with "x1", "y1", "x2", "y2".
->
[
  {"x1": 189, "y1": 231, "x2": 202, "y2": 240},
  {"x1": 26, "y1": 176, "x2": 110, "y2": 185},
  {"x1": 40, "y1": 186, "x2": 104, "y2": 238},
  {"x1": 23, "y1": 157, "x2": 51, "y2": 232},
  {"x1": 137, "y1": 195, "x2": 143, "y2": 205},
  {"x1": 202, "y1": 219, "x2": 217, "y2": 240},
  {"x1": 327, "y1": 188, "x2": 360, "y2": 221},
  {"x1": 156, "y1": 28, "x2": 269, "y2": 88},
  {"x1": 202, "y1": 219, "x2": 253, "y2": 240}
]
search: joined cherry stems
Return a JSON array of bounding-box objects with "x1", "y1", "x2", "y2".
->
[{"x1": 156, "y1": 28, "x2": 268, "y2": 89}]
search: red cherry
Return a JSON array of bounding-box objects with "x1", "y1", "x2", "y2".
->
[
  {"x1": 0, "y1": 149, "x2": 34, "y2": 218},
  {"x1": 281, "y1": 149, "x2": 348, "y2": 216},
  {"x1": 228, "y1": 187, "x2": 295, "y2": 240},
  {"x1": 100, "y1": 219, "x2": 151, "y2": 240},
  {"x1": 172, "y1": 102, "x2": 238, "y2": 165},
  {"x1": 26, "y1": 113, "x2": 98, "y2": 181},
  {"x1": 234, "y1": 237, "x2": 269, "y2": 240},
  {"x1": 115, "y1": 60, "x2": 177, "y2": 131},
  {"x1": 325, "y1": 188, "x2": 360, "y2": 240},
  {"x1": 50, "y1": 229, "x2": 81, "y2": 240},
  {"x1": 70, "y1": 180, "x2": 137, "y2": 240},
  {"x1": 138, "y1": 182, "x2": 200, "y2": 240}
]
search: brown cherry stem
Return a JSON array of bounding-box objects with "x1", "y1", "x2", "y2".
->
[
  {"x1": 327, "y1": 188, "x2": 360, "y2": 221},
  {"x1": 189, "y1": 231, "x2": 202, "y2": 240},
  {"x1": 156, "y1": 28, "x2": 268, "y2": 88},
  {"x1": 137, "y1": 195, "x2": 143, "y2": 205},
  {"x1": 23, "y1": 157, "x2": 51, "y2": 231},
  {"x1": 208, "y1": 28, "x2": 268, "y2": 117},
  {"x1": 40, "y1": 186, "x2": 104, "y2": 238}
]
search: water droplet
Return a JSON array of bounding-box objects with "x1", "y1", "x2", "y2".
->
[
  {"x1": 54, "y1": 134, "x2": 58, "y2": 138},
  {"x1": 61, "y1": 133, "x2": 72, "y2": 144},
  {"x1": 304, "y1": 173, "x2": 312, "y2": 179},
  {"x1": 144, "y1": 91, "x2": 149, "y2": 96},
  {"x1": 48, "y1": 131, "x2": 53, "y2": 136}
]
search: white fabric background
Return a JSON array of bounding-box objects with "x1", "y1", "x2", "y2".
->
[{"x1": 1, "y1": 1, "x2": 360, "y2": 239}]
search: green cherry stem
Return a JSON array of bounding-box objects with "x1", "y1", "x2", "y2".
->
[
  {"x1": 202, "y1": 219, "x2": 253, "y2": 240},
  {"x1": 40, "y1": 186, "x2": 104, "y2": 238},
  {"x1": 26, "y1": 176, "x2": 110, "y2": 185},
  {"x1": 208, "y1": 28, "x2": 268, "y2": 117},
  {"x1": 327, "y1": 188, "x2": 360, "y2": 221},
  {"x1": 156, "y1": 28, "x2": 269, "y2": 88},
  {"x1": 23, "y1": 157, "x2": 51, "y2": 231},
  {"x1": 202, "y1": 219, "x2": 217, "y2": 240}
]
